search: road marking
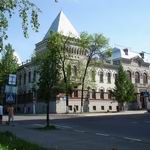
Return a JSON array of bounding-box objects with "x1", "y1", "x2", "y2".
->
[
  {"x1": 124, "y1": 137, "x2": 142, "y2": 142},
  {"x1": 96, "y1": 133, "x2": 110, "y2": 137},
  {"x1": 74, "y1": 129, "x2": 85, "y2": 133},
  {"x1": 55, "y1": 125, "x2": 72, "y2": 129},
  {"x1": 131, "y1": 121, "x2": 138, "y2": 124}
]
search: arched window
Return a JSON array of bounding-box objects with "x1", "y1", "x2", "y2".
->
[
  {"x1": 76, "y1": 49, "x2": 78, "y2": 55},
  {"x1": 100, "y1": 89, "x2": 104, "y2": 99},
  {"x1": 23, "y1": 73, "x2": 26, "y2": 85},
  {"x1": 143, "y1": 73, "x2": 148, "y2": 84},
  {"x1": 135, "y1": 72, "x2": 140, "y2": 83},
  {"x1": 107, "y1": 72, "x2": 111, "y2": 83},
  {"x1": 67, "y1": 65, "x2": 71, "y2": 80},
  {"x1": 127, "y1": 70, "x2": 132, "y2": 81},
  {"x1": 91, "y1": 70, "x2": 96, "y2": 82},
  {"x1": 74, "y1": 89, "x2": 78, "y2": 97},
  {"x1": 108, "y1": 90, "x2": 112, "y2": 99},
  {"x1": 73, "y1": 66, "x2": 77, "y2": 77},
  {"x1": 114, "y1": 73, "x2": 118, "y2": 82},
  {"x1": 92, "y1": 89, "x2": 96, "y2": 99},
  {"x1": 99, "y1": 72, "x2": 103, "y2": 83}
]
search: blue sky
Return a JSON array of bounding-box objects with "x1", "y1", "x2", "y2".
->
[{"x1": 6, "y1": 0, "x2": 150, "y2": 62}]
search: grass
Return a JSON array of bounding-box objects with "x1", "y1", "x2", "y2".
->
[{"x1": 0, "y1": 131, "x2": 52, "y2": 150}]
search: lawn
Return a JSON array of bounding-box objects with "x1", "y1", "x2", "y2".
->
[{"x1": 0, "y1": 131, "x2": 53, "y2": 150}]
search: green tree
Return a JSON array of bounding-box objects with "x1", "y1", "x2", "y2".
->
[
  {"x1": 113, "y1": 64, "x2": 135, "y2": 111},
  {"x1": 46, "y1": 32, "x2": 76, "y2": 112},
  {"x1": 0, "y1": 44, "x2": 19, "y2": 103},
  {"x1": 0, "y1": 0, "x2": 41, "y2": 51},
  {"x1": 79, "y1": 32, "x2": 111, "y2": 112},
  {"x1": 36, "y1": 35, "x2": 61, "y2": 127}
]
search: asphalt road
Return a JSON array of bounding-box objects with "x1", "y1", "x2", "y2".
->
[{"x1": 13, "y1": 113, "x2": 150, "y2": 150}]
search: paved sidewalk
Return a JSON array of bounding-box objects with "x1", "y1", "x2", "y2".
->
[{"x1": 2, "y1": 110, "x2": 148, "y2": 122}]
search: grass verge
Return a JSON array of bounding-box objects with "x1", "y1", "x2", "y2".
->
[{"x1": 0, "y1": 131, "x2": 52, "y2": 150}]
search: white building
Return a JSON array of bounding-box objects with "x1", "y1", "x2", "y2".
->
[{"x1": 16, "y1": 11, "x2": 150, "y2": 113}]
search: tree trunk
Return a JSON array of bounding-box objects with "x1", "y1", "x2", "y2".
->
[
  {"x1": 81, "y1": 58, "x2": 90, "y2": 113},
  {"x1": 46, "y1": 100, "x2": 50, "y2": 127}
]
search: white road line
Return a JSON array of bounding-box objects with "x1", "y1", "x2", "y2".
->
[
  {"x1": 74, "y1": 129, "x2": 85, "y2": 133},
  {"x1": 124, "y1": 137, "x2": 142, "y2": 142},
  {"x1": 55, "y1": 125, "x2": 72, "y2": 129},
  {"x1": 96, "y1": 133, "x2": 110, "y2": 137},
  {"x1": 131, "y1": 121, "x2": 138, "y2": 124}
]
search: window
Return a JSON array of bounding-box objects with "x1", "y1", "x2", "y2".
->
[
  {"x1": 73, "y1": 66, "x2": 77, "y2": 77},
  {"x1": 108, "y1": 90, "x2": 112, "y2": 99},
  {"x1": 19, "y1": 75, "x2": 22, "y2": 86},
  {"x1": 135, "y1": 72, "x2": 140, "y2": 83},
  {"x1": 69, "y1": 106, "x2": 72, "y2": 111},
  {"x1": 23, "y1": 73, "x2": 26, "y2": 85},
  {"x1": 28, "y1": 71, "x2": 31, "y2": 83},
  {"x1": 109, "y1": 106, "x2": 112, "y2": 110},
  {"x1": 91, "y1": 70, "x2": 95, "y2": 82},
  {"x1": 74, "y1": 89, "x2": 78, "y2": 97},
  {"x1": 75, "y1": 105, "x2": 78, "y2": 111},
  {"x1": 93, "y1": 106, "x2": 96, "y2": 110},
  {"x1": 33, "y1": 70, "x2": 36, "y2": 82},
  {"x1": 92, "y1": 89, "x2": 96, "y2": 99},
  {"x1": 100, "y1": 72, "x2": 103, "y2": 83},
  {"x1": 127, "y1": 70, "x2": 132, "y2": 81},
  {"x1": 114, "y1": 73, "x2": 118, "y2": 82},
  {"x1": 101, "y1": 106, "x2": 104, "y2": 110},
  {"x1": 100, "y1": 89, "x2": 104, "y2": 99},
  {"x1": 107, "y1": 72, "x2": 111, "y2": 83},
  {"x1": 143, "y1": 73, "x2": 148, "y2": 84}
]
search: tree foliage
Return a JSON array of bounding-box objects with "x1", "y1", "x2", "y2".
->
[
  {"x1": 113, "y1": 64, "x2": 135, "y2": 110},
  {"x1": 0, "y1": 0, "x2": 40, "y2": 51},
  {"x1": 0, "y1": 43, "x2": 19, "y2": 86},
  {"x1": 36, "y1": 35, "x2": 61, "y2": 126},
  {"x1": 79, "y1": 32, "x2": 111, "y2": 111}
]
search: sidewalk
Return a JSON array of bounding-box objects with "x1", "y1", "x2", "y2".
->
[{"x1": 2, "y1": 110, "x2": 148, "y2": 122}]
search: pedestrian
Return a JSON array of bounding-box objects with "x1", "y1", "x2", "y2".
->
[
  {"x1": 7, "y1": 105, "x2": 14, "y2": 125},
  {"x1": 0, "y1": 103, "x2": 3, "y2": 124}
]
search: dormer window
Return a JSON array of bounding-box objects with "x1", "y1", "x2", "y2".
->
[
  {"x1": 123, "y1": 48, "x2": 128, "y2": 55},
  {"x1": 139, "y1": 52, "x2": 144, "y2": 59}
]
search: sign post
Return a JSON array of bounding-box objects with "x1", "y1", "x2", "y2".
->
[{"x1": 5, "y1": 74, "x2": 17, "y2": 105}]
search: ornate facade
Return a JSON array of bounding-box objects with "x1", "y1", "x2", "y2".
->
[{"x1": 16, "y1": 11, "x2": 150, "y2": 113}]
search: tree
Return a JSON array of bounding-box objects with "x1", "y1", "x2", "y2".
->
[
  {"x1": 0, "y1": 44, "x2": 19, "y2": 103},
  {"x1": 0, "y1": 0, "x2": 41, "y2": 51},
  {"x1": 113, "y1": 64, "x2": 135, "y2": 111},
  {"x1": 79, "y1": 32, "x2": 111, "y2": 112},
  {"x1": 46, "y1": 32, "x2": 76, "y2": 112},
  {"x1": 36, "y1": 35, "x2": 61, "y2": 127}
]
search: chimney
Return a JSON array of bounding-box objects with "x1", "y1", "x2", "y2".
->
[
  {"x1": 139, "y1": 52, "x2": 144, "y2": 59},
  {"x1": 123, "y1": 48, "x2": 128, "y2": 55}
]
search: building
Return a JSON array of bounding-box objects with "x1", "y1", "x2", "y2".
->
[{"x1": 16, "y1": 11, "x2": 150, "y2": 113}]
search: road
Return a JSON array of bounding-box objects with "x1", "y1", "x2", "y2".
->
[{"x1": 10, "y1": 113, "x2": 150, "y2": 150}]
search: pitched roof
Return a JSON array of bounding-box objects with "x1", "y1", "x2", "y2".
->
[
  {"x1": 43, "y1": 11, "x2": 80, "y2": 39},
  {"x1": 111, "y1": 47, "x2": 150, "y2": 63}
]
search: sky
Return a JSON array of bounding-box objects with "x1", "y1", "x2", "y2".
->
[{"x1": 5, "y1": 0, "x2": 150, "y2": 62}]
